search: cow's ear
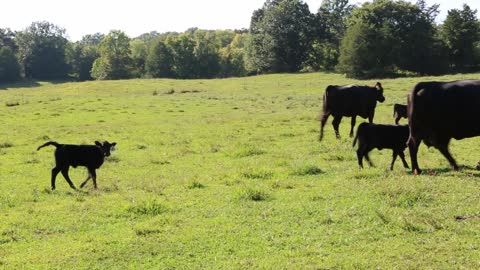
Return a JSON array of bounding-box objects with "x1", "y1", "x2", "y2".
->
[
  {"x1": 95, "y1": 141, "x2": 102, "y2": 146},
  {"x1": 375, "y1": 82, "x2": 383, "y2": 90},
  {"x1": 111, "y1": 142, "x2": 117, "y2": 146}
]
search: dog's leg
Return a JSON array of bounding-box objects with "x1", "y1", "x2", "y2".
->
[
  {"x1": 51, "y1": 167, "x2": 61, "y2": 190},
  {"x1": 60, "y1": 167, "x2": 77, "y2": 190}
]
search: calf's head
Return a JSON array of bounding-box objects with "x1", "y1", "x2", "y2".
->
[
  {"x1": 95, "y1": 141, "x2": 117, "y2": 157},
  {"x1": 374, "y1": 82, "x2": 385, "y2": 103}
]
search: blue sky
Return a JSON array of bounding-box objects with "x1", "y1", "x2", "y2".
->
[{"x1": 1, "y1": 0, "x2": 479, "y2": 41}]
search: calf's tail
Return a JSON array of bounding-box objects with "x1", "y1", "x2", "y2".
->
[
  {"x1": 37, "y1": 141, "x2": 61, "y2": 151},
  {"x1": 352, "y1": 129, "x2": 359, "y2": 148}
]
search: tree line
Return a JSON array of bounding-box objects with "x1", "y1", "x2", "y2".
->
[{"x1": 1, "y1": 0, "x2": 479, "y2": 83}]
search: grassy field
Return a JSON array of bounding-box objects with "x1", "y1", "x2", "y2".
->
[{"x1": 0, "y1": 72, "x2": 479, "y2": 269}]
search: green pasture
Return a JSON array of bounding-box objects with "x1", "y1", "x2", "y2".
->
[{"x1": 0, "y1": 73, "x2": 479, "y2": 268}]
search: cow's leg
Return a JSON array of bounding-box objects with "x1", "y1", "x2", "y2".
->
[
  {"x1": 80, "y1": 173, "x2": 92, "y2": 188},
  {"x1": 51, "y1": 167, "x2": 61, "y2": 190},
  {"x1": 398, "y1": 151, "x2": 409, "y2": 169},
  {"x1": 60, "y1": 167, "x2": 77, "y2": 190},
  {"x1": 319, "y1": 112, "x2": 330, "y2": 141},
  {"x1": 349, "y1": 116, "x2": 356, "y2": 137},
  {"x1": 437, "y1": 143, "x2": 459, "y2": 170},
  {"x1": 332, "y1": 116, "x2": 342, "y2": 139},
  {"x1": 390, "y1": 151, "x2": 398, "y2": 170},
  {"x1": 88, "y1": 168, "x2": 98, "y2": 189},
  {"x1": 408, "y1": 136, "x2": 422, "y2": 174}
]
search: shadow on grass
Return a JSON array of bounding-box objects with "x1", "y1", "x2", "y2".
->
[
  {"x1": 0, "y1": 79, "x2": 74, "y2": 90},
  {"x1": 412, "y1": 164, "x2": 480, "y2": 177}
]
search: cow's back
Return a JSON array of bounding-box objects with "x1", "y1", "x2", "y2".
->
[
  {"x1": 324, "y1": 85, "x2": 377, "y2": 118},
  {"x1": 408, "y1": 80, "x2": 480, "y2": 141}
]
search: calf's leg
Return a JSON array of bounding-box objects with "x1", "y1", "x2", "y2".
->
[
  {"x1": 399, "y1": 151, "x2": 409, "y2": 169},
  {"x1": 51, "y1": 167, "x2": 61, "y2": 190},
  {"x1": 390, "y1": 151, "x2": 398, "y2": 170},
  {"x1": 88, "y1": 168, "x2": 98, "y2": 189},
  {"x1": 80, "y1": 174, "x2": 92, "y2": 188},
  {"x1": 357, "y1": 149, "x2": 364, "y2": 168},
  {"x1": 61, "y1": 167, "x2": 76, "y2": 190}
]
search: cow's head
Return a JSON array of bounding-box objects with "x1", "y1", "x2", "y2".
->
[
  {"x1": 375, "y1": 82, "x2": 385, "y2": 103},
  {"x1": 95, "y1": 141, "x2": 117, "y2": 157}
]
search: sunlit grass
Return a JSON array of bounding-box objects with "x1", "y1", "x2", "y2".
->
[{"x1": 0, "y1": 72, "x2": 479, "y2": 268}]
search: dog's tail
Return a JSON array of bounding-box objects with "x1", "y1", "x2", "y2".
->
[{"x1": 37, "y1": 141, "x2": 61, "y2": 151}]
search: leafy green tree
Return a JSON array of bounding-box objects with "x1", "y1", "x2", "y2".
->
[
  {"x1": 337, "y1": 0, "x2": 443, "y2": 78},
  {"x1": 166, "y1": 34, "x2": 197, "y2": 79},
  {"x1": 194, "y1": 30, "x2": 221, "y2": 78},
  {"x1": 247, "y1": 0, "x2": 315, "y2": 73},
  {"x1": 0, "y1": 47, "x2": 21, "y2": 82},
  {"x1": 16, "y1": 21, "x2": 68, "y2": 79},
  {"x1": 66, "y1": 34, "x2": 103, "y2": 81},
  {"x1": 130, "y1": 39, "x2": 148, "y2": 77},
  {"x1": 91, "y1": 30, "x2": 132, "y2": 80},
  {"x1": 145, "y1": 39, "x2": 175, "y2": 78},
  {"x1": 219, "y1": 34, "x2": 248, "y2": 77},
  {"x1": 306, "y1": 0, "x2": 353, "y2": 70},
  {"x1": 0, "y1": 28, "x2": 20, "y2": 82},
  {"x1": 441, "y1": 4, "x2": 480, "y2": 71}
]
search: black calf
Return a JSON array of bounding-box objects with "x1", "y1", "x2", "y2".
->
[
  {"x1": 393, "y1": 104, "x2": 407, "y2": 125},
  {"x1": 353, "y1": 123, "x2": 409, "y2": 170},
  {"x1": 37, "y1": 141, "x2": 116, "y2": 190}
]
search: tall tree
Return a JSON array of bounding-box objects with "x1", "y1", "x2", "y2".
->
[
  {"x1": 194, "y1": 30, "x2": 221, "y2": 78},
  {"x1": 91, "y1": 30, "x2": 132, "y2": 80},
  {"x1": 246, "y1": 0, "x2": 315, "y2": 73},
  {"x1": 219, "y1": 33, "x2": 248, "y2": 77},
  {"x1": 145, "y1": 39, "x2": 175, "y2": 78},
  {"x1": 441, "y1": 4, "x2": 480, "y2": 72},
  {"x1": 166, "y1": 34, "x2": 197, "y2": 79},
  {"x1": 0, "y1": 28, "x2": 20, "y2": 82},
  {"x1": 66, "y1": 33, "x2": 103, "y2": 81},
  {"x1": 130, "y1": 39, "x2": 148, "y2": 77},
  {"x1": 337, "y1": 0, "x2": 443, "y2": 78},
  {"x1": 308, "y1": 0, "x2": 353, "y2": 70},
  {"x1": 16, "y1": 21, "x2": 68, "y2": 79}
]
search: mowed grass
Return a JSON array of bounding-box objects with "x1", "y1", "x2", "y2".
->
[{"x1": 0, "y1": 73, "x2": 479, "y2": 268}]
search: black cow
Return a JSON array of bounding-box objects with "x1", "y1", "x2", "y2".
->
[
  {"x1": 353, "y1": 123, "x2": 410, "y2": 170},
  {"x1": 407, "y1": 80, "x2": 480, "y2": 174},
  {"x1": 320, "y1": 82, "x2": 385, "y2": 141},
  {"x1": 393, "y1": 104, "x2": 407, "y2": 125},
  {"x1": 37, "y1": 141, "x2": 116, "y2": 190}
]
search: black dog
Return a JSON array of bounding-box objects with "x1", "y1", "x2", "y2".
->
[
  {"x1": 37, "y1": 141, "x2": 116, "y2": 190},
  {"x1": 353, "y1": 123, "x2": 409, "y2": 170}
]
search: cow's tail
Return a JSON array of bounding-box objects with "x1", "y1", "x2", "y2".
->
[
  {"x1": 321, "y1": 86, "x2": 332, "y2": 114},
  {"x1": 37, "y1": 141, "x2": 61, "y2": 151}
]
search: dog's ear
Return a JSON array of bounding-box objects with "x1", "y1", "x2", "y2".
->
[{"x1": 95, "y1": 141, "x2": 102, "y2": 146}]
